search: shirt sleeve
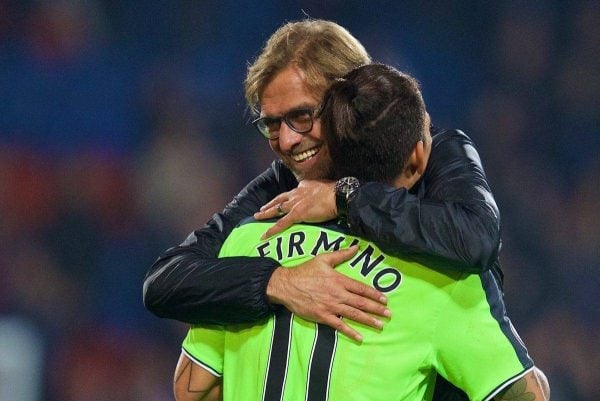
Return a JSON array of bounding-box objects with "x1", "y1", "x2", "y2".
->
[
  {"x1": 432, "y1": 272, "x2": 533, "y2": 401},
  {"x1": 182, "y1": 325, "x2": 226, "y2": 377},
  {"x1": 143, "y1": 160, "x2": 297, "y2": 324},
  {"x1": 346, "y1": 128, "x2": 501, "y2": 273}
]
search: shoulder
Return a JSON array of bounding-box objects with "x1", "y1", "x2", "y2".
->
[
  {"x1": 431, "y1": 127, "x2": 475, "y2": 149},
  {"x1": 429, "y1": 126, "x2": 482, "y2": 164},
  {"x1": 235, "y1": 160, "x2": 297, "y2": 198}
]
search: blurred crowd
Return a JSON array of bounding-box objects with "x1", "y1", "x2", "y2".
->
[{"x1": 0, "y1": 1, "x2": 597, "y2": 400}]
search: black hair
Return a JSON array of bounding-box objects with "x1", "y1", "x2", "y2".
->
[{"x1": 319, "y1": 63, "x2": 426, "y2": 183}]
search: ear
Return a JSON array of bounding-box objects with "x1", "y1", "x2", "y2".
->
[
  {"x1": 407, "y1": 140, "x2": 427, "y2": 176},
  {"x1": 393, "y1": 140, "x2": 427, "y2": 189}
]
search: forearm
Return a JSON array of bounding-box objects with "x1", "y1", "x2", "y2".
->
[
  {"x1": 348, "y1": 129, "x2": 501, "y2": 273},
  {"x1": 144, "y1": 252, "x2": 280, "y2": 324},
  {"x1": 143, "y1": 160, "x2": 297, "y2": 324},
  {"x1": 348, "y1": 183, "x2": 500, "y2": 272}
]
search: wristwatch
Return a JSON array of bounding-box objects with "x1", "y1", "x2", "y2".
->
[{"x1": 335, "y1": 176, "x2": 360, "y2": 226}]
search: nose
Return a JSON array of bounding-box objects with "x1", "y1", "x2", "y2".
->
[{"x1": 276, "y1": 122, "x2": 304, "y2": 153}]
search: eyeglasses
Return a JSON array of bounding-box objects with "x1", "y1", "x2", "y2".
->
[{"x1": 252, "y1": 108, "x2": 315, "y2": 139}]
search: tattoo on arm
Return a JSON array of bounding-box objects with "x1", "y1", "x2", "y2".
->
[
  {"x1": 494, "y1": 376, "x2": 536, "y2": 401},
  {"x1": 175, "y1": 358, "x2": 192, "y2": 385},
  {"x1": 174, "y1": 354, "x2": 220, "y2": 401}
]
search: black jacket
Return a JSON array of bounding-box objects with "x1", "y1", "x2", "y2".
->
[{"x1": 143, "y1": 128, "x2": 501, "y2": 324}]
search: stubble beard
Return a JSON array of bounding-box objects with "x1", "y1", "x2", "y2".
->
[{"x1": 283, "y1": 153, "x2": 334, "y2": 182}]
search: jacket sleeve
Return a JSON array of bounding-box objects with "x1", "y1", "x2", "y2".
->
[
  {"x1": 347, "y1": 129, "x2": 501, "y2": 273},
  {"x1": 143, "y1": 160, "x2": 297, "y2": 324}
]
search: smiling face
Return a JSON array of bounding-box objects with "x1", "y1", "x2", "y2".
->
[{"x1": 259, "y1": 66, "x2": 332, "y2": 181}]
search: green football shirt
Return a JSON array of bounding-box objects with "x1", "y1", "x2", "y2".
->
[{"x1": 183, "y1": 219, "x2": 533, "y2": 401}]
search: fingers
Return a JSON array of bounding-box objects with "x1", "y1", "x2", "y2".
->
[
  {"x1": 322, "y1": 315, "x2": 364, "y2": 342},
  {"x1": 344, "y1": 275, "x2": 388, "y2": 305},
  {"x1": 342, "y1": 291, "x2": 390, "y2": 318},
  {"x1": 259, "y1": 192, "x2": 291, "y2": 213},
  {"x1": 259, "y1": 199, "x2": 336, "y2": 238},
  {"x1": 256, "y1": 181, "x2": 337, "y2": 227},
  {"x1": 329, "y1": 273, "x2": 390, "y2": 317},
  {"x1": 321, "y1": 247, "x2": 389, "y2": 305},
  {"x1": 317, "y1": 304, "x2": 389, "y2": 342},
  {"x1": 320, "y1": 301, "x2": 388, "y2": 342},
  {"x1": 322, "y1": 245, "x2": 360, "y2": 265},
  {"x1": 337, "y1": 303, "x2": 385, "y2": 328},
  {"x1": 254, "y1": 202, "x2": 287, "y2": 220},
  {"x1": 261, "y1": 214, "x2": 296, "y2": 239}
]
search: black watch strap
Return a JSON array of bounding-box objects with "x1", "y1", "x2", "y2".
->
[{"x1": 335, "y1": 177, "x2": 360, "y2": 226}]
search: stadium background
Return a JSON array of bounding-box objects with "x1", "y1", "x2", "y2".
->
[{"x1": 0, "y1": 1, "x2": 597, "y2": 400}]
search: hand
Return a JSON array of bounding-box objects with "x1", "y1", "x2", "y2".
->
[
  {"x1": 266, "y1": 246, "x2": 391, "y2": 341},
  {"x1": 254, "y1": 180, "x2": 337, "y2": 239}
]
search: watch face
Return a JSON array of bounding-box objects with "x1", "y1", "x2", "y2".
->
[{"x1": 336, "y1": 177, "x2": 360, "y2": 195}]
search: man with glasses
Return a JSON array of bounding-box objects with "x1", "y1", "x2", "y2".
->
[
  {"x1": 174, "y1": 63, "x2": 547, "y2": 401},
  {"x1": 144, "y1": 19, "x2": 548, "y2": 400}
]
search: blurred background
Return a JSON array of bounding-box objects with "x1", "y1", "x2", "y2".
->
[{"x1": 0, "y1": 1, "x2": 597, "y2": 400}]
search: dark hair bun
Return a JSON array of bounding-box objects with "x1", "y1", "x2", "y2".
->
[{"x1": 336, "y1": 78, "x2": 358, "y2": 103}]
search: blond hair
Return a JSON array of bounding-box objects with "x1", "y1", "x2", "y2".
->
[{"x1": 244, "y1": 19, "x2": 371, "y2": 114}]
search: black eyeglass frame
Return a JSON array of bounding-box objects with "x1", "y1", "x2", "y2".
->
[{"x1": 251, "y1": 107, "x2": 316, "y2": 139}]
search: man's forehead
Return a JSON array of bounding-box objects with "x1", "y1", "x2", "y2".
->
[
  {"x1": 259, "y1": 66, "x2": 323, "y2": 117},
  {"x1": 259, "y1": 87, "x2": 322, "y2": 116}
]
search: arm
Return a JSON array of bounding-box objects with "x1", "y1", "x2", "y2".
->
[
  {"x1": 143, "y1": 160, "x2": 388, "y2": 332},
  {"x1": 143, "y1": 161, "x2": 295, "y2": 324},
  {"x1": 432, "y1": 367, "x2": 550, "y2": 401},
  {"x1": 256, "y1": 129, "x2": 500, "y2": 273},
  {"x1": 174, "y1": 353, "x2": 221, "y2": 401},
  {"x1": 493, "y1": 369, "x2": 549, "y2": 401},
  {"x1": 349, "y1": 128, "x2": 500, "y2": 272}
]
